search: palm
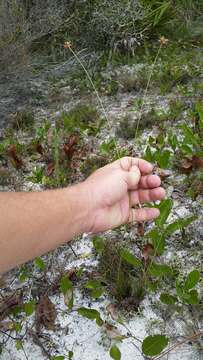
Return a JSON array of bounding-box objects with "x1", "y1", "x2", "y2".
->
[{"x1": 85, "y1": 157, "x2": 165, "y2": 233}]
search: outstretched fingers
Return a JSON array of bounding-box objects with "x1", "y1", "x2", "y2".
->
[{"x1": 129, "y1": 207, "x2": 160, "y2": 223}]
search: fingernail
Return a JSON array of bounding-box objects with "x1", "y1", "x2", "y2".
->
[{"x1": 154, "y1": 208, "x2": 160, "y2": 217}]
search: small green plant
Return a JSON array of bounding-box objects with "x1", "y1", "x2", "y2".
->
[
  {"x1": 144, "y1": 142, "x2": 172, "y2": 169},
  {"x1": 99, "y1": 138, "x2": 128, "y2": 160},
  {"x1": 35, "y1": 121, "x2": 51, "y2": 142},
  {"x1": 61, "y1": 104, "x2": 101, "y2": 135},
  {"x1": 98, "y1": 240, "x2": 143, "y2": 305},
  {"x1": 27, "y1": 166, "x2": 44, "y2": 184}
]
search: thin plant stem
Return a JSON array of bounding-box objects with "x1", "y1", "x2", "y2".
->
[
  {"x1": 68, "y1": 47, "x2": 110, "y2": 126},
  {"x1": 66, "y1": 45, "x2": 121, "y2": 159},
  {"x1": 154, "y1": 331, "x2": 203, "y2": 360},
  {"x1": 135, "y1": 44, "x2": 162, "y2": 139}
]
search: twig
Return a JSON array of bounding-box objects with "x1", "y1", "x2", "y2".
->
[
  {"x1": 22, "y1": 345, "x2": 29, "y2": 360},
  {"x1": 0, "y1": 329, "x2": 22, "y2": 341},
  {"x1": 154, "y1": 331, "x2": 203, "y2": 360},
  {"x1": 28, "y1": 329, "x2": 52, "y2": 360},
  {"x1": 68, "y1": 243, "x2": 78, "y2": 258}
]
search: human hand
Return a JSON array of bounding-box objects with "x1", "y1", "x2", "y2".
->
[{"x1": 83, "y1": 157, "x2": 165, "y2": 233}]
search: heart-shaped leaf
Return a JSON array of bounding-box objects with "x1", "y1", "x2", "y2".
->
[{"x1": 142, "y1": 335, "x2": 169, "y2": 356}]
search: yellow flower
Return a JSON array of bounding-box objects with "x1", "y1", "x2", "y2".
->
[
  {"x1": 159, "y1": 36, "x2": 169, "y2": 46},
  {"x1": 64, "y1": 41, "x2": 72, "y2": 49}
]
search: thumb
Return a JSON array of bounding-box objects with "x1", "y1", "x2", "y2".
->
[{"x1": 125, "y1": 165, "x2": 141, "y2": 190}]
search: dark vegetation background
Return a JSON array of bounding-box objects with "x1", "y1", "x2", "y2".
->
[{"x1": 0, "y1": 0, "x2": 203, "y2": 70}]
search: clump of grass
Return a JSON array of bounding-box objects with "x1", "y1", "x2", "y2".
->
[
  {"x1": 60, "y1": 104, "x2": 101, "y2": 135},
  {"x1": 98, "y1": 238, "x2": 144, "y2": 307},
  {"x1": 117, "y1": 109, "x2": 158, "y2": 139},
  {"x1": 12, "y1": 110, "x2": 35, "y2": 131},
  {"x1": 184, "y1": 171, "x2": 203, "y2": 200},
  {"x1": 168, "y1": 99, "x2": 185, "y2": 121},
  {"x1": 117, "y1": 67, "x2": 149, "y2": 93}
]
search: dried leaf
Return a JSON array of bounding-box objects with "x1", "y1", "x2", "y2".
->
[
  {"x1": 0, "y1": 321, "x2": 15, "y2": 331},
  {"x1": 102, "y1": 322, "x2": 124, "y2": 340},
  {"x1": 45, "y1": 163, "x2": 55, "y2": 176},
  {"x1": 142, "y1": 243, "x2": 154, "y2": 261},
  {"x1": 35, "y1": 142, "x2": 44, "y2": 155},
  {"x1": 0, "y1": 292, "x2": 22, "y2": 321},
  {"x1": 180, "y1": 155, "x2": 203, "y2": 173},
  {"x1": 66, "y1": 268, "x2": 78, "y2": 282},
  {"x1": 192, "y1": 155, "x2": 203, "y2": 169},
  {"x1": 156, "y1": 168, "x2": 172, "y2": 180},
  {"x1": 180, "y1": 158, "x2": 193, "y2": 173},
  {"x1": 7, "y1": 145, "x2": 23, "y2": 169},
  {"x1": 137, "y1": 222, "x2": 145, "y2": 236},
  {"x1": 106, "y1": 304, "x2": 118, "y2": 321},
  {"x1": 63, "y1": 135, "x2": 78, "y2": 159},
  {"x1": 126, "y1": 98, "x2": 134, "y2": 107},
  {"x1": 35, "y1": 296, "x2": 56, "y2": 333}
]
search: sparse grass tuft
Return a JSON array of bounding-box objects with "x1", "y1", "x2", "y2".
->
[
  {"x1": 98, "y1": 238, "x2": 144, "y2": 306},
  {"x1": 12, "y1": 110, "x2": 35, "y2": 131},
  {"x1": 117, "y1": 109, "x2": 158, "y2": 139}
]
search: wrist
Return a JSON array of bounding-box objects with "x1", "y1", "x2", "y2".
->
[{"x1": 65, "y1": 181, "x2": 93, "y2": 235}]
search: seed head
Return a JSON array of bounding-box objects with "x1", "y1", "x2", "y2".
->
[
  {"x1": 64, "y1": 41, "x2": 72, "y2": 49},
  {"x1": 159, "y1": 36, "x2": 169, "y2": 47}
]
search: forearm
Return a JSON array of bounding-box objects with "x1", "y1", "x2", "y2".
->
[{"x1": 0, "y1": 184, "x2": 89, "y2": 273}]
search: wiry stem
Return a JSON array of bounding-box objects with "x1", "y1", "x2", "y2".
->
[
  {"x1": 135, "y1": 44, "x2": 162, "y2": 139},
  {"x1": 68, "y1": 47, "x2": 110, "y2": 125},
  {"x1": 154, "y1": 331, "x2": 203, "y2": 360},
  {"x1": 65, "y1": 44, "x2": 122, "y2": 159}
]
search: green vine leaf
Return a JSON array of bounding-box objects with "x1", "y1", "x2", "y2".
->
[
  {"x1": 68, "y1": 351, "x2": 74, "y2": 360},
  {"x1": 15, "y1": 340, "x2": 23, "y2": 351},
  {"x1": 155, "y1": 149, "x2": 171, "y2": 169},
  {"x1": 60, "y1": 276, "x2": 73, "y2": 295},
  {"x1": 147, "y1": 228, "x2": 165, "y2": 255},
  {"x1": 148, "y1": 262, "x2": 172, "y2": 277},
  {"x1": 23, "y1": 301, "x2": 35, "y2": 316},
  {"x1": 120, "y1": 249, "x2": 142, "y2": 267},
  {"x1": 85, "y1": 279, "x2": 104, "y2": 299},
  {"x1": 155, "y1": 199, "x2": 173, "y2": 227},
  {"x1": 184, "y1": 289, "x2": 199, "y2": 305},
  {"x1": 110, "y1": 345, "x2": 121, "y2": 360},
  {"x1": 77, "y1": 307, "x2": 103, "y2": 326},
  {"x1": 164, "y1": 216, "x2": 197, "y2": 237},
  {"x1": 34, "y1": 257, "x2": 46, "y2": 271},
  {"x1": 142, "y1": 335, "x2": 169, "y2": 356},
  {"x1": 160, "y1": 293, "x2": 177, "y2": 305},
  {"x1": 184, "y1": 269, "x2": 200, "y2": 290},
  {"x1": 92, "y1": 236, "x2": 104, "y2": 254}
]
